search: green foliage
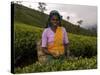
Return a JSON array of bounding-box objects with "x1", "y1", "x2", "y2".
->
[
  {"x1": 14, "y1": 22, "x2": 43, "y2": 66},
  {"x1": 68, "y1": 33, "x2": 97, "y2": 57},
  {"x1": 14, "y1": 3, "x2": 96, "y2": 36},
  {"x1": 15, "y1": 56, "x2": 97, "y2": 73},
  {"x1": 14, "y1": 22, "x2": 97, "y2": 67},
  {"x1": 14, "y1": 3, "x2": 48, "y2": 28}
]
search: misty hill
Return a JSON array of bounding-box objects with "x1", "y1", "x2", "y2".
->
[{"x1": 13, "y1": 3, "x2": 96, "y2": 36}]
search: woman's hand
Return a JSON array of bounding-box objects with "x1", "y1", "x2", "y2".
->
[
  {"x1": 42, "y1": 47, "x2": 51, "y2": 55},
  {"x1": 42, "y1": 47, "x2": 63, "y2": 58},
  {"x1": 49, "y1": 51, "x2": 60, "y2": 58}
]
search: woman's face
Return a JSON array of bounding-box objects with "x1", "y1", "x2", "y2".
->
[{"x1": 50, "y1": 15, "x2": 59, "y2": 27}]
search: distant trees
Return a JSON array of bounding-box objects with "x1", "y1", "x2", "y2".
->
[
  {"x1": 88, "y1": 26, "x2": 97, "y2": 34},
  {"x1": 77, "y1": 20, "x2": 83, "y2": 28},
  {"x1": 38, "y1": 2, "x2": 47, "y2": 13},
  {"x1": 76, "y1": 20, "x2": 83, "y2": 32},
  {"x1": 67, "y1": 16, "x2": 70, "y2": 21},
  {"x1": 29, "y1": 4, "x2": 32, "y2": 8}
]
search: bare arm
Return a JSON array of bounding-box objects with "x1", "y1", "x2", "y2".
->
[{"x1": 42, "y1": 47, "x2": 51, "y2": 55}]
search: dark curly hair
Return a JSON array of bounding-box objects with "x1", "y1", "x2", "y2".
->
[{"x1": 45, "y1": 10, "x2": 62, "y2": 28}]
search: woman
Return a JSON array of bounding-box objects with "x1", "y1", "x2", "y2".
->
[{"x1": 41, "y1": 10, "x2": 69, "y2": 62}]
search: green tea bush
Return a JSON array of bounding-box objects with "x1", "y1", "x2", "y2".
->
[
  {"x1": 15, "y1": 56, "x2": 97, "y2": 73},
  {"x1": 14, "y1": 23, "x2": 43, "y2": 67},
  {"x1": 68, "y1": 33, "x2": 97, "y2": 57},
  {"x1": 14, "y1": 23, "x2": 97, "y2": 67}
]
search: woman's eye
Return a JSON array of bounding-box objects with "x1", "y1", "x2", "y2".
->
[{"x1": 51, "y1": 19, "x2": 59, "y2": 21}]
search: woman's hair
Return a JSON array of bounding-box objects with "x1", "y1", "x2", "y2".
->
[{"x1": 45, "y1": 10, "x2": 62, "y2": 28}]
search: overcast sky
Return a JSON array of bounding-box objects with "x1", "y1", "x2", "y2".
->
[{"x1": 18, "y1": 1, "x2": 97, "y2": 29}]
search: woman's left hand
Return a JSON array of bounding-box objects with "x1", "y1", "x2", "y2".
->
[{"x1": 51, "y1": 51, "x2": 60, "y2": 58}]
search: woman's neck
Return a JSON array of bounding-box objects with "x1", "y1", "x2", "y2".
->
[{"x1": 51, "y1": 26, "x2": 58, "y2": 33}]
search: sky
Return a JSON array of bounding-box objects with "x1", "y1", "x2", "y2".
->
[{"x1": 15, "y1": 1, "x2": 97, "y2": 29}]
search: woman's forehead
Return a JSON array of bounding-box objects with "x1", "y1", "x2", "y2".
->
[{"x1": 51, "y1": 15, "x2": 59, "y2": 18}]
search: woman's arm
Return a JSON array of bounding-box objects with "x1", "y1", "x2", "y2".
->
[
  {"x1": 63, "y1": 27, "x2": 70, "y2": 57},
  {"x1": 42, "y1": 47, "x2": 57, "y2": 56},
  {"x1": 42, "y1": 47, "x2": 50, "y2": 55},
  {"x1": 42, "y1": 29, "x2": 51, "y2": 55}
]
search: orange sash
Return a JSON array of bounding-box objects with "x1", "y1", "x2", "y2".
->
[{"x1": 48, "y1": 27, "x2": 64, "y2": 56}]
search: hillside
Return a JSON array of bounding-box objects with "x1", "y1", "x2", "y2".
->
[
  {"x1": 13, "y1": 3, "x2": 96, "y2": 36},
  {"x1": 14, "y1": 3, "x2": 48, "y2": 28}
]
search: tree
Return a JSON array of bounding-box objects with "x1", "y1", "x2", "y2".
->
[
  {"x1": 77, "y1": 20, "x2": 83, "y2": 27},
  {"x1": 67, "y1": 16, "x2": 70, "y2": 21},
  {"x1": 38, "y1": 2, "x2": 47, "y2": 13},
  {"x1": 76, "y1": 20, "x2": 83, "y2": 33},
  {"x1": 29, "y1": 4, "x2": 32, "y2": 8}
]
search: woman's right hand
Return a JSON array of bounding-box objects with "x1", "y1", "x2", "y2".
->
[
  {"x1": 42, "y1": 47, "x2": 51, "y2": 55},
  {"x1": 42, "y1": 48, "x2": 61, "y2": 58},
  {"x1": 49, "y1": 51, "x2": 60, "y2": 58}
]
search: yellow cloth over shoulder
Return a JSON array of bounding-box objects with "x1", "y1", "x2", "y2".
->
[{"x1": 48, "y1": 27, "x2": 64, "y2": 56}]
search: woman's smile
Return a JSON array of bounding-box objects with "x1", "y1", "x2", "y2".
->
[{"x1": 51, "y1": 15, "x2": 59, "y2": 26}]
